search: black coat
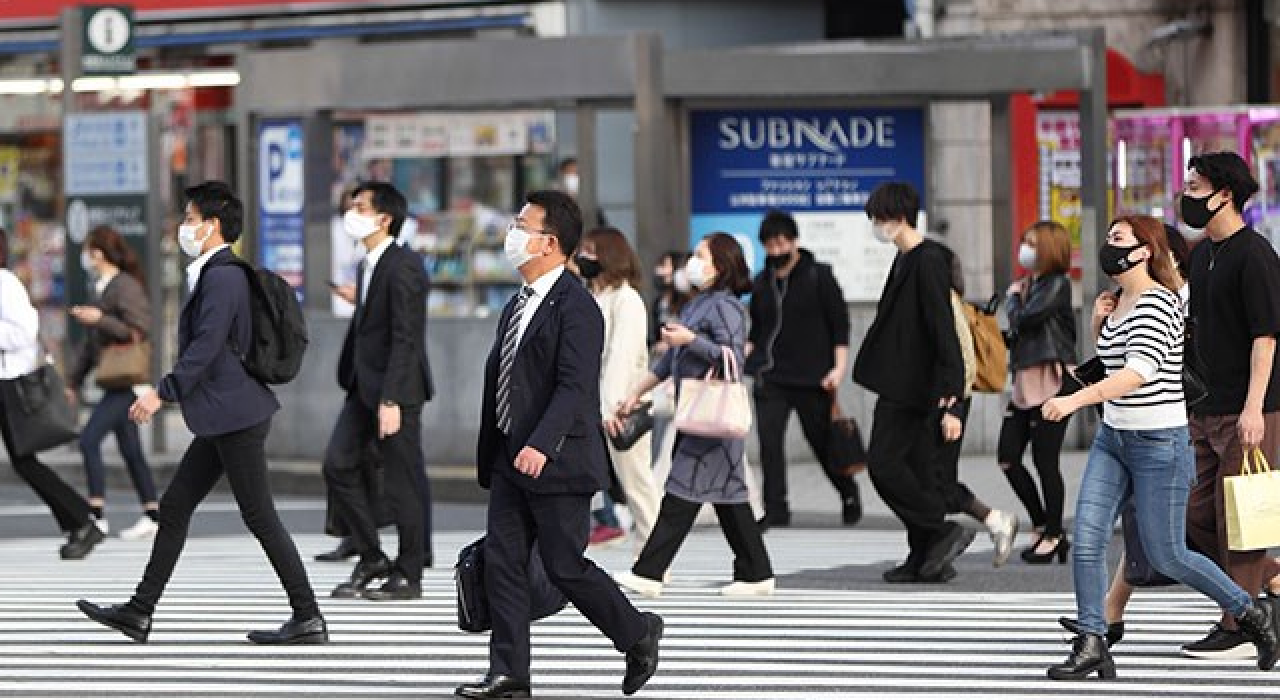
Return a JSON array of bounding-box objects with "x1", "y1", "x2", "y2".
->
[
  {"x1": 1006, "y1": 273, "x2": 1077, "y2": 371},
  {"x1": 337, "y1": 242, "x2": 434, "y2": 410},
  {"x1": 853, "y1": 240, "x2": 964, "y2": 410},
  {"x1": 476, "y1": 270, "x2": 610, "y2": 495}
]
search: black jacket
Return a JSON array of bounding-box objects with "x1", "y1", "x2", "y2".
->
[
  {"x1": 1006, "y1": 273, "x2": 1076, "y2": 371},
  {"x1": 476, "y1": 271, "x2": 611, "y2": 495},
  {"x1": 746, "y1": 250, "x2": 850, "y2": 387},
  {"x1": 338, "y1": 242, "x2": 434, "y2": 410},
  {"x1": 853, "y1": 240, "x2": 964, "y2": 410}
]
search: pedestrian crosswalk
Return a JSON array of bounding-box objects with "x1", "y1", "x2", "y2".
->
[{"x1": 0, "y1": 529, "x2": 1273, "y2": 698}]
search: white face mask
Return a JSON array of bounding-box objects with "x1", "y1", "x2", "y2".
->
[
  {"x1": 1018, "y1": 243, "x2": 1038, "y2": 270},
  {"x1": 685, "y1": 256, "x2": 712, "y2": 289},
  {"x1": 504, "y1": 226, "x2": 537, "y2": 270},
  {"x1": 562, "y1": 173, "x2": 580, "y2": 197},
  {"x1": 343, "y1": 209, "x2": 380, "y2": 241},
  {"x1": 80, "y1": 249, "x2": 94, "y2": 274},
  {"x1": 178, "y1": 222, "x2": 211, "y2": 257},
  {"x1": 871, "y1": 222, "x2": 896, "y2": 244},
  {"x1": 673, "y1": 267, "x2": 691, "y2": 294}
]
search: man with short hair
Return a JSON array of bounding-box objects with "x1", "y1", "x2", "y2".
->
[
  {"x1": 324, "y1": 181, "x2": 434, "y2": 601},
  {"x1": 854, "y1": 182, "x2": 975, "y2": 583},
  {"x1": 745, "y1": 208, "x2": 861, "y2": 528},
  {"x1": 1180, "y1": 151, "x2": 1280, "y2": 659},
  {"x1": 77, "y1": 181, "x2": 325, "y2": 645},
  {"x1": 457, "y1": 190, "x2": 660, "y2": 699}
]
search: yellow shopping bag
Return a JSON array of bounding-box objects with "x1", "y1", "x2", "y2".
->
[{"x1": 1225, "y1": 448, "x2": 1280, "y2": 551}]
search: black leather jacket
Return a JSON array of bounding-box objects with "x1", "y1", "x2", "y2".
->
[{"x1": 1006, "y1": 273, "x2": 1077, "y2": 371}]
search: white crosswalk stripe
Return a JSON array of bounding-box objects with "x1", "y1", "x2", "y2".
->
[{"x1": 0, "y1": 529, "x2": 1274, "y2": 698}]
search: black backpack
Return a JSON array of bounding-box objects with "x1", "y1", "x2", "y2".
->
[{"x1": 224, "y1": 258, "x2": 308, "y2": 384}]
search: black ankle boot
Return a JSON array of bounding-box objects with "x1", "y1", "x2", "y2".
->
[
  {"x1": 1047, "y1": 634, "x2": 1116, "y2": 681},
  {"x1": 1237, "y1": 599, "x2": 1280, "y2": 671}
]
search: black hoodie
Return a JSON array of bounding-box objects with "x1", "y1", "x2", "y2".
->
[{"x1": 745, "y1": 249, "x2": 851, "y2": 388}]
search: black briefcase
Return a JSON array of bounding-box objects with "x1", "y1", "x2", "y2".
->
[{"x1": 455, "y1": 536, "x2": 568, "y2": 633}]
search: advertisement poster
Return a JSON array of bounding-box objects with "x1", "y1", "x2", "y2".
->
[
  {"x1": 258, "y1": 118, "x2": 305, "y2": 295},
  {"x1": 689, "y1": 107, "x2": 925, "y2": 301}
]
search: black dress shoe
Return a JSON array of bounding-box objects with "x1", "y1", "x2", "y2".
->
[
  {"x1": 623, "y1": 612, "x2": 663, "y2": 696},
  {"x1": 882, "y1": 562, "x2": 919, "y2": 583},
  {"x1": 918, "y1": 523, "x2": 975, "y2": 580},
  {"x1": 455, "y1": 674, "x2": 532, "y2": 698},
  {"x1": 247, "y1": 613, "x2": 328, "y2": 645},
  {"x1": 425, "y1": 552, "x2": 434, "y2": 570},
  {"x1": 76, "y1": 600, "x2": 151, "y2": 643},
  {"x1": 1059, "y1": 617, "x2": 1124, "y2": 647},
  {"x1": 917, "y1": 563, "x2": 957, "y2": 584},
  {"x1": 363, "y1": 572, "x2": 422, "y2": 601},
  {"x1": 1047, "y1": 633, "x2": 1116, "y2": 680},
  {"x1": 841, "y1": 489, "x2": 863, "y2": 527},
  {"x1": 61, "y1": 522, "x2": 105, "y2": 560},
  {"x1": 330, "y1": 554, "x2": 392, "y2": 598},
  {"x1": 314, "y1": 537, "x2": 358, "y2": 563}
]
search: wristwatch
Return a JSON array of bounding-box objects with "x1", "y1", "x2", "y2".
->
[{"x1": 380, "y1": 400, "x2": 397, "y2": 408}]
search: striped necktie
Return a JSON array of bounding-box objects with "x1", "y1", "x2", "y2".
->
[{"x1": 495, "y1": 286, "x2": 534, "y2": 434}]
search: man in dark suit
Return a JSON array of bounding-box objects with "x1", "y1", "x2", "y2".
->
[
  {"x1": 323, "y1": 181, "x2": 433, "y2": 601},
  {"x1": 455, "y1": 190, "x2": 661, "y2": 699},
  {"x1": 76, "y1": 181, "x2": 325, "y2": 645}
]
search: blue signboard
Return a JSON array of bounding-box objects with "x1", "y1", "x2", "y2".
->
[
  {"x1": 688, "y1": 107, "x2": 926, "y2": 300},
  {"x1": 257, "y1": 119, "x2": 306, "y2": 296}
]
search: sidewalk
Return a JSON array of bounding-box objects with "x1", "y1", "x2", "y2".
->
[{"x1": 0, "y1": 410, "x2": 1091, "y2": 518}]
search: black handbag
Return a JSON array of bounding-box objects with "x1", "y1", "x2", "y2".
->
[
  {"x1": 828, "y1": 400, "x2": 867, "y2": 476},
  {"x1": 608, "y1": 401, "x2": 653, "y2": 452},
  {"x1": 0, "y1": 361, "x2": 79, "y2": 456},
  {"x1": 455, "y1": 536, "x2": 568, "y2": 633},
  {"x1": 1120, "y1": 502, "x2": 1177, "y2": 587}
]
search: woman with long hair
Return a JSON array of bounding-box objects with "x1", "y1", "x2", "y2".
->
[
  {"x1": 614, "y1": 233, "x2": 775, "y2": 597},
  {"x1": 576, "y1": 227, "x2": 662, "y2": 548},
  {"x1": 999, "y1": 220, "x2": 1078, "y2": 564},
  {"x1": 0, "y1": 228, "x2": 102, "y2": 558},
  {"x1": 68, "y1": 225, "x2": 159, "y2": 540},
  {"x1": 1042, "y1": 215, "x2": 1280, "y2": 679}
]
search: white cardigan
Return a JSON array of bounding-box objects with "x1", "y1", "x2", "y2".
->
[
  {"x1": 0, "y1": 269, "x2": 39, "y2": 380},
  {"x1": 594, "y1": 283, "x2": 650, "y2": 417}
]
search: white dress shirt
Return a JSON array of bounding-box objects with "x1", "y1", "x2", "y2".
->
[
  {"x1": 360, "y1": 236, "x2": 395, "y2": 305},
  {"x1": 513, "y1": 265, "x2": 565, "y2": 349},
  {"x1": 0, "y1": 269, "x2": 40, "y2": 379},
  {"x1": 186, "y1": 243, "x2": 231, "y2": 294}
]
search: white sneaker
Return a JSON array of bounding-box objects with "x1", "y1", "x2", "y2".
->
[
  {"x1": 720, "y1": 578, "x2": 776, "y2": 596},
  {"x1": 986, "y1": 510, "x2": 1019, "y2": 568},
  {"x1": 120, "y1": 516, "x2": 159, "y2": 541},
  {"x1": 615, "y1": 571, "x2": 664, "y2": 598},
  {"x1": 92, "y1": 517, "x2": 109, "y2": 536}
]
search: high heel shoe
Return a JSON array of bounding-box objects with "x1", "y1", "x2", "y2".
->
[
  {"x1": 1048, "y1": 633, "x2": 1117, "y2": 680},
  {"x1": 1022, "y1": 536, "x2": 1069, "y2": 564}
]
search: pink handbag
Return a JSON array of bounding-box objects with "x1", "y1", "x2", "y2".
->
[{"x1": 673, "y1": 346, "x2": 752, "y2": 439}]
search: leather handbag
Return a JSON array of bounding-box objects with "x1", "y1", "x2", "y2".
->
[
  {"x1": 0, "y1": 359, "x2": 79, "y2": 456},
  {"x1": 673, "y1": 347, "x2": 752, "y2": 439},
  {"x1": 609, "y1": 401, "x2": 653, "y2": 452},
  {"x1": 95, "y1": 330, "x2": 150, "y2": 390},
  {"x1": 455, "y1": 536, "x2": 568, "y2": 633},
  {"x1": 827, "y1": 398, "x2": 867, "y2": 477}
]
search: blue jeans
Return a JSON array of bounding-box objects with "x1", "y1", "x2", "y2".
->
[
  {"x1": 1073, "y1": 424, "x2": 1250, "y2": 635},
  {"x1": 79, "y1": 389, "x2": 157, "y2": 503}
]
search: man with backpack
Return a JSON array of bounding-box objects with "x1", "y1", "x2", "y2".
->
[
  {"x1": 77, "y1": 181, "x2": 327, "y2": 645},
  {"x1": 324, "y1": 181, "x2": 433, "y2": 601}
]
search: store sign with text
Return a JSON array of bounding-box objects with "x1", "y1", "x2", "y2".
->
[
  {"x1": 689, "y1": 107, "x2": 925, "y2": 302},
  {"x1": 257, "y1": 119, "x2": 305, "y2": 296}
]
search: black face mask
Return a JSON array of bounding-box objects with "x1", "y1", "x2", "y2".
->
[
  {"x1": 1180, "y1": 191, "x2": 1228, "y2": 230},
  {"x1": 1098, "y1": 243, "x2": 1145, "y2": 277},
  {"x1": 575, "y1": 255, "x2": 602, "y2": 280},
  {"x1": 765, "y1": 252, "x2": 794, "y2": 269}
]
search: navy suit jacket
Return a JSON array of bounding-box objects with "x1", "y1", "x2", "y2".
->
[
  {"x1": 157, "y1": 248, "x2": 279, "y2": 437},
  {"x1": 476, "y1": 271, "x2": 610, "y2": 495}
]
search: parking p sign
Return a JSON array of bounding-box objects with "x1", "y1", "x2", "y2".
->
[{"x1": 259, "y1": 121, "x2": 305, "y2": 215}]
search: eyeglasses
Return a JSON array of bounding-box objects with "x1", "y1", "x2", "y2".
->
[{"x1": 508, "y1": 221, "x2": 553, "y2": 237}]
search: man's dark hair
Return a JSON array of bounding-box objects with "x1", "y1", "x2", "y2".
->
[
  {"x1": 865, "y1": 181, "x2": 920, "y2": 225},
  {"x1": 557, "y1": 157, "x2": 577, "y2": 175},
  {"x1": 526, "y1": 189, "x2": 583, "y2": 256},
  {"x1": 1188, "y1": 152, "x2": 1259, "y2": 213},
  {"x1": 758, "y1": 209, "x2": 799, "y2": 244},
  {"x1": 704, "y1": 232, "x2": 753, "y2": 296},
  {"x1": 184, "y1": 181, "x2": 243, "y2": 243},
  {"x1": 352, "y1": 181, "x2": 408, "y2": 238}
]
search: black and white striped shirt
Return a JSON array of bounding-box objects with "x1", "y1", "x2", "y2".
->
[{"x1": 1096, "y1": 287, "x2": 1186, "y2": 429}]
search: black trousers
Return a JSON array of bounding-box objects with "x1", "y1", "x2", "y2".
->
[
  {"x1": 131, "y1": 418, "x2": 318, "y2": 617},
  {"x1": 632, "y1": 492, "x2": 773, "y2": 583},
  {"x1": 996, "y1": 400, "x2": 1070, "y2": 537},
  {"x1": 754, "y1": 382, "x2": 857, "y2": 516},
  {"x1": 867, "y1": 399, "x2": 949, "y2": 562},
  {"x1": 485, "y1": 469, "x2": 646, "y2": 681},
  {"x1": 0, "y1": 397, "x2": 90, "y2": 533},
  {"x1": 323, "y1": 394, "x2": 426, "y2": 579},
  {"x1": 323, "y1": 447, "x2": 433, "y2": 557},
  {"x1": 934, "y1": 397, "x2": 978, "y2": 515}
]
